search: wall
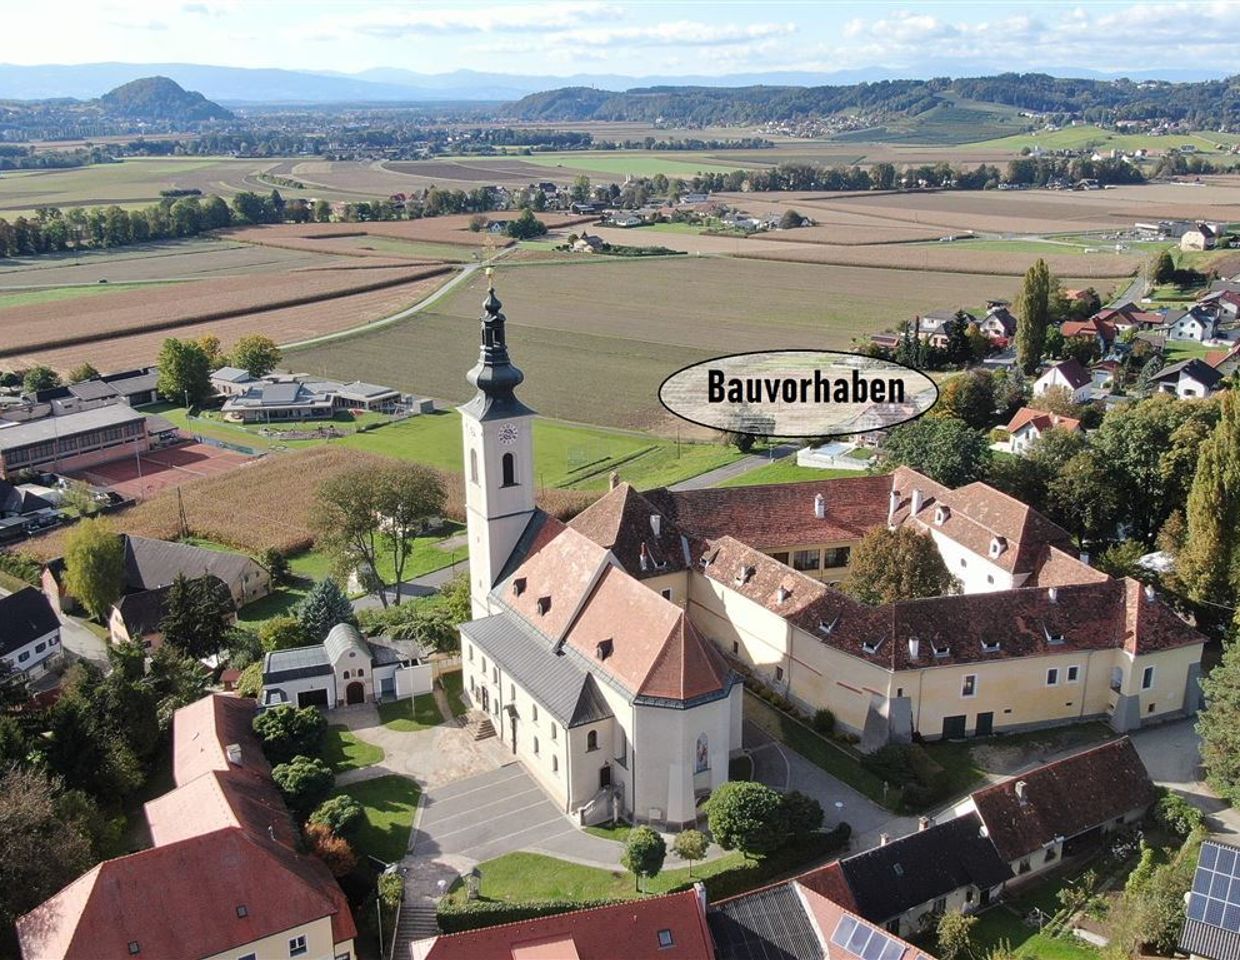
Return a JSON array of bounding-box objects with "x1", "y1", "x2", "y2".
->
[
  {"x1": 926, "y1": 527, "x2": 1016, "y2": 593},
  {"x1": 333, "y1": 646, "x2": 373, "y2": 707},
  {"x1": 2, "y1": 626, "x2": 60, "y2": 680},
  {"x1": 199, "y1": 916, "x2": 344, "y2": 960},
  {"x1": 394, "y1": 663, "x2": 433, "y2": 698}
]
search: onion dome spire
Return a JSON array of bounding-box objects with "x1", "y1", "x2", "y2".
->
[{"x1": 463, "y1": 268, "x2": 535, "y2": 420}]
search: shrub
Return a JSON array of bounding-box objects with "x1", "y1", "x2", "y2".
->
[
  {"x1": 271, "y1": 755, "x2": 334, "y2": 816},
  {"x1": 309, "y1": 794, "x2": 365, "y2": 837},
  {"x1": 1154, "y1": 790, "x2": 1204, "y2": 837},
  {"x1": 706, "y1": 780, "x2": 788, "y2": 860},
  {"x1": 438, "y1": 899, "x2": 623, "y2": 934},
  {"x1": 812, "y1": 709, "x2": 835, "y2": 735},
  {"x1": 782, "y1": 790, "x2": 824, "y2": 840},
  {"x1": 253, "y1": 705, "x2": 327, "y2": 764},
  {"x1": 235, "y1": 662, "x2": 263, "y2": 699},
  {"x1": 305, "y1": 821, "x2": 357, "y2": 877}
]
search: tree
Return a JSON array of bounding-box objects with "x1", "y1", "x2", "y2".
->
[
  {"x1": 621, "y1": 825, "x2": 666, "y2": 892},
  {"x1": 845, "y1": 526, "x2": 957, "y2": 605},
  {"x1": 0, "y1": 769, "x2": 95, "y2": 939},
  {"x1": 778, "y1": 209, "x2": 804, "y2": 229},
  {"x1": 156, "y1": 336, "x2": 213, "y2": 407},
  {"x1": 935, "y1": 909, "x2": 977, "y2": 960},
  {"x1": 706, "y1": 780, "x2": 788, "y2": 861},
  {"x1": 304, "y1": 822, "x2": 357, "y2": 877},
  {"x1": 1177, "y1": 391, "x2": 1240, "y2": 613},
  {"x1": 298, "y1": 578, "x2": 356, "y2": 643},
  {"x1": 22, "y1": 365, "x2": 60, "y2": 393},
  {"x1": 66, "y1": 362, "x2": 99, "y2": 384},
  {"x1": 883, "y1": 417, "x2": 992, "y2": 487},
  {"x1": 253, "y1": 704, "x2": 327, "y2": 764},
  {"x1": 1014, "y1": 258, "x2": 1053, "y2": 375},
  {"x1": 1151, "y1": 249, "x2": 1175, "y2": 285},
  {"x1": 933, "y1": 371, "x2": 995, "y2": 429},
  {"x1": 672, "y1": 829, "x2": 708, "y2": 878},
  {"x1": 236, "y1": 661, "x2": 264, "y2": 699},
  {"x1": 1200, "y1": 624, "x2": 1240, "y2": 804},
  {"x1": 376, "y1": 464, "x2": 447, "y2": 605},
  {"x1": 569, "y1": 174, "x2": 591, "y2": 204},
  {"x1": 781, "y1": 790, "x2": 824, "y2": 840},
  {"x1": 260, "y1": 614, "x2": 310, "y2": 652},
  {"x1": 159, "y1": 573, "x2": 235, "y2": 662},
  {"x1": 62, "y1": 517, "x2": 124, "y2": 621},
  {"x1": 147, "y1": 643, "x2": 210, "y2": 728},
  {"x1": 261, "y1": 547, "x2": 292, "y2": 587},
  {"x1": 271, "y1": 755, "x2": 334, "y2": 816},
  {"x1": 506, "y1": 207, "x2": 548, "y2": 240},
  {"x1": 309, "y1": 794, "x2": 365, "y2": 838},
  {"x1": 229, "y1": 334, "x2": 282, "y2": 378},
  {"x1": 1045, "y1": 449, "x2": 1121, "y2": 544},
  {"x1": 1095, "y1": 540, "x2": 1147, "y2": 580},
  {"x1": 312, "y1": 466, "x2": 389, "y2": 606}
]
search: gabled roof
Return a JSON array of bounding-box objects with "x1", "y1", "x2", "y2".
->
[
  {"x1": 0, "y1": 480, "x2": 53, "y2": 515},
  {"x1": 0, "y1": 586, "x2": 59, "y2": 654},
  {"x1": 1005, "y1": 407, "x2": 1082, "y2": 436},
  {"x1": 1038, "y1": 358, "x2": 1091, "y2": 390},
  {"x1": 172, "y1": 693, "x2": 268, "y2": 785},
  {"x1": 644, "y1": 474, "x2": 893, "y2": 552},
  {"x1": 835, "y1": 814, "x2": 1013, "y2": 923},
  {"x1": 1152, "y1": 357, "x2": 1224, "y2": 389},
  {"x1": 324, "y1": 622, "x2": 370, "y2": 663},
  {"x1": 210, "y1": 366, "x2": 254, "y2": 383},
  {"x1": 1061, "y1": 317, "x2": 1115, "y2": 341},
  {"x1": 123, "y1": 534, "x2": 259, "y2": 592},
  {"x1": 113, "y1": 584, "x2": 173, "y2": 638},
  {"x1": 969, "y1": 737, "x2": 1156, "y2": 862},
  {"x1": 410, "y1": 888, "x2": 714, "y2": 960},
  {"x1": 709, "y1": 881, "x2": 823, "y2": 960},
  {"x1": 797, "y1": 885, "x2": 931, "y2": 960},
  {"x1": 568, "y1": 482, "x2": 688, "y2": 579}
]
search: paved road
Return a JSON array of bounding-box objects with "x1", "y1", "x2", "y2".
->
[
  {"x1": 352, "y1": 562, "x2": 464, "y2": 612},
  {"x1": 1109, "y1": 272, "x2": 1148, "y2": 307},
  {"x1": 670, "y1": 443, "x2": 800, "y2": 491}
]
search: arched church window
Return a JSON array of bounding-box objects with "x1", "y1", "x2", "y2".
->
[
  {"x1": 695, "y1": 733, "x2": 709, "y2": 773},
  {"x1": 501, "y1": 452, "x2": 517, "y2": 488},
  {"x1": 587, "y1": 730, "x2": 599, "y2": 752}
]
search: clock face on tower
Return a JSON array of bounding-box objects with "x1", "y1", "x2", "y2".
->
[{"x1": 498, "y1": 423, "x2": 520, "y2": 445}]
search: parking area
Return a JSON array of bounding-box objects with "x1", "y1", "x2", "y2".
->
[{"x1": 411, "y1": 764, "x2": 622, "y2": 866}]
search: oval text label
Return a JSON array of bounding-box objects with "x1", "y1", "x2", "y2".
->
[{"x1": 658, "y1": 350, "x2": 938, "y2": 438}]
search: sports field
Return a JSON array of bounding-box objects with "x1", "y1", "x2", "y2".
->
[{"x1": 69, "y1": 442, "x2": 254, "y2": 499}]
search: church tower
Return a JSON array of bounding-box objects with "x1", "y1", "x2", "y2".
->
[{"x1": 460, "y1": 270, "x2": 537, "y2": 617}]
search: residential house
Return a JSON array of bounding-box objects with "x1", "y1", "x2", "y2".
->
[
  {"x1": 1165, "y1": 306, "x2": 1218, "y2": 343},
  {"x1": 956, "y1": 737, "x2": 1157, "y2": 881},
  {"x1": 916, "y1": 309, "x2": 973, "y2": 349},
  {"x1": 1093, "y1": 303, "x2": 1165, "y2": 334},
  {"x1": 1178, "y1": 838, "x2": 1240, "y2": 960},
  {"x1": 572, "y1": 233, "x2": 606, "y2": 253},
  {"x1": 16, "y1": 694, "x2": 357, "y2": 960},
  {"x1": 977, "y1": 304, "x2": 1017, "y2": 343},
  {"x1": 1034, "y1": 359, "x2": 1092, "y2": 403},
  {"x1": 1004, "y1": 407, "x2": 1082, "y2": 456},
  {"x1": 1200, "y1": 288, "x2": 1240, "y2": 324},
  {"x1": 1181, "y1": 223, "x2": 1218, "y2": 251},
  {"x1": 0, "y1": 587, "x2": 61, "y2": 682},
  {"x1": 1090, "y1": 359, "x2": 1122, "y2": 390},
  {"x1": 261, "y1": 622, "x2": 430, "y2": 709},
  {"x1": 609, "y1": 213, "x2": 644, "y2": 228},
  {"x1": 1061, "y1": 316, "x2": 1117, "y2": 355},
  {"x1": 208, "y1": 365, "x2": 256, "y2": 397},
  {"x1": 709, "y1": 879, "x2": 932, "y2": 960},
  {"x1": 1151, "y1": 358, "x2": 1225, "y2": 399},
  {"x1": 0, "y1": 403, "x2": 151, "y2": 479},
  {"x1": 804, "y1": 814, "x2": 1013, "y2": 938},
  {"x1": 1206, "y1": 341, "x2": 1240, "y2": 377},
  {"x1": 412, "y1": 887, "x2": 716, "y2": 960}
]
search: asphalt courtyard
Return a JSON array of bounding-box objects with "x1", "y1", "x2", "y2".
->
[{"x1": 410, "y1": 763, "x2": 621, "y2": 866}]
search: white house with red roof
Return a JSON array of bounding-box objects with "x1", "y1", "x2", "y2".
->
[
  {"x1": 1004, "y1": 406, "x2": 1082, "y2": 456},
  {"x1": 1033, "y1": 359, "x2": 1092, "y2": 403}
]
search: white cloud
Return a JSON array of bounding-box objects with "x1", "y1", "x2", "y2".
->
[{"x1": 317, "y1": 2, "x2": 619, "y2": 38}]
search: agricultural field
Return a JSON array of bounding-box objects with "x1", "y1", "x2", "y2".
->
[
  {"x1": 965, "y1": 123, "x2": 1240, "y2": 154},
  {"x1": 288, "y1": 255, "x2": 1097, "y2": 433}
]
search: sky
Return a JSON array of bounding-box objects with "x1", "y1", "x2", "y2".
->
[{"x1": 4, "y1": 0, "x2": 1240, "y2": 78}]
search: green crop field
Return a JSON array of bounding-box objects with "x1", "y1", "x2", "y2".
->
[
  {"x1": 287, "y1": 255, "x2": 1033, "y2": 433},
  {"x1": 0, "y1": 281, "x2": 177, "y2": 309},
  {"x1": 495, "y1": 151, "x2": 751, "y2": 177},
  {"x1": 834, "y1": 99, "x2": 1026, "y2": 146},
  {"x1": 964, "y1": 124, "x2": 1237, "y2": 153}
]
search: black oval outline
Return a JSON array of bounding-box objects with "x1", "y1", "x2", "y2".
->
[{"x1": 657, "y1": 348, "x2": 941, "y2": 439}]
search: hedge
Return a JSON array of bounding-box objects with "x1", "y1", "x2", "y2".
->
[{"x1": 438, "y1": 898, "x2": 624, "y2": 934}]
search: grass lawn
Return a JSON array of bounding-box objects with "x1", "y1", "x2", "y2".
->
[
  {"x1": 0, "y1": 569, "x2": 32, "y2": 592},
  {"x1": 322, "y1": 724, "x2": 385, "y2": 773},
  {"x1": 378, "y1": 692, "x2": 443, "y2": 732},
  {"x1": 331, "y1": 775, "x2": 420, "y2": 865},
  {"x1": 1164, "y1": 340, "x2": 1216, "y2": 362},
  {"x1": 583, "y1": 821, "x2": 632, "y2": 843},
  {"x1": 968, "y1": 904, "x2": 1099, "y2": 960},
  {"x1": 718, "y1": 458, "x2": 866, "y2": 488},
  {"x1": 0, "y1": 281, "x2": 178, "y2": 309},
  {"x1": 743, "y1": 692, "x2": 894, "y2": 809},
  {"x1": 441, "y1": 670, "x2": 468, "y2": 717}
]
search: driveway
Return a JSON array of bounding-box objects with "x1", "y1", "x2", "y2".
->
[
  {"x1": 1130, "y1": 717, "x2": 1240, "y2": 837},
  {"x1": 744, "y1": 719, "x2": 918, "y2": 850},
  {"x1": 411, "y1": 765, "x2": 623, "y2": 867}
]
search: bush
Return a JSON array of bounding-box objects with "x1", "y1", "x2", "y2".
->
[
  {"x1": 253, "y1": 705, "x2": 327, "y2": 763},
  {"x1": 271, "y1": 755, "x2": 334, "y2": 816},
  {"x1": 782, "y1": 790, "x2": 824, "y2": 840},
  {"x1": 706, "y1": 780, "x2": 788, "y2": 860},
  {"x1": 0, "y1": 551, "x2": 42, "y2": 585},
  {"x1": 438, "y1": 899, "x2": 623, "y2": 934},
  {"x1": 235, "y1": 662, "x2": 263, "y2": 698},
  {"x1": 309, "y1": 794, "x2": 365, "y2": 837},
  {"x1": 304, "y1": 821, "x2": 357, "y2": 877},
  {"x1": 812, "y1": 709, "x2": 835, "y2": 735},
  {"x1": 1154, "y1": 790, "x2": 1204, "y2": 837}
]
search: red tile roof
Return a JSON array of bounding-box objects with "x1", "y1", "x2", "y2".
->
[
  {"x1": 410, "y1": 888, "x2": 714, "y2": 960},
  {"x1": 569, "y1": 482, "x2": 688, "y2": 578},
  {"x1": 795, "y1": 861, "x2": 859, "y2": 913},
  {"x1": 645, "y1": 474, "x2": 893, "y2": 551},
  {"x1": 505, "y1": 525, "x2": 611, "y2": 640},
  {"x1": 797, "y1": 884, "x2": 930, "y2": 960},
  {"x1": 1005, "y1": 407, "x2": 1082, "y2": 436},
  {"x1": 969, "y1": 738, "x2": 1157, "y2": 862},
  {"x1": 1061, "y1": 317, "x2": 1116, "y2": 342},
  {"x1": 1039, "y1": 358, "x2": 1092, "y2": 390},
  {"x1": 1094, "y1": 304, "x2": 1164, "y2": 328},
  {"x1": 172, "y1": 692, "x2": 269, "y2": 786}
]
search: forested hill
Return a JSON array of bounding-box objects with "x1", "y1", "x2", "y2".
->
[
  {"x1": 99, "y1": 77, "x2": 233, "y2": 121},
  {"x1": 504, "y1": 74, "x2": 1240, "y2": 127}
]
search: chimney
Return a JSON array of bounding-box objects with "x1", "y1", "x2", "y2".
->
[
  {"x1": 1048, "y1": 586, "x2": 1058, "y2": 603},
  {"x1": 640, "y1": 543, "x2": 650, "y2": 572},
  {"x1": 918, "y1": 816, "x2": 934, "y2": 832},
  {"x1": 1015, "y1": 780, "x2": 1029, "y2": 806},
  {"x1": 887, "y1": 488, "x2": 900, "y2": 525},
  {"x1": 1145, "y1": 584, "x2": 1156, "y2": 602},
  {"x1": 649, "y1": 514, "x2": 661, "y2": 538},
  {"x1": 609, "y1": 471, "x2": 620, "y2": 490},
  {"x1": 813, "y1": 493, "x2": 826, "y2": 519},
  {"x1": 225, "y1": 743, "x2": 243, "y2": 766},
  {"x1": 776, "y1": 586, "x2": 791, "y2": 604},
  {"x1": 911, "y1": 488, "x2": 924, "y2": 515},
  {"x1": 879, "y1": 832, "x2": 891, "y2": 846},
  {"x1": 1080, "y1": 551, "x2": 1090, "y2": 566},
  {"x1": 267, "y1": 824, "x2": 277, "y2": 841},
  {"x1": 907, "y1": 637, "x2": 920, "y2": 661}
]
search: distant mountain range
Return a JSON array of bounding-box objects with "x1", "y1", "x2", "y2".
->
[{"x1": 0, "y1": 61, "x2": 1233, "y2": 105}]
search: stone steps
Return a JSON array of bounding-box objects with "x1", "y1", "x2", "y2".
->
[{"x1": 394, "y1": 899, "x2": 439, "y2": 954}]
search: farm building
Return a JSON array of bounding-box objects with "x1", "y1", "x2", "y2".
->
[
  {"x1": 0, "y1": 403, "x2": 152, "y2": 478},
  {"x1": 260, "y1": 623, "x2": 430, "y2": 709},
  {"x1": 452, "y1": 279, "x2": 1204, "y2": 833}
]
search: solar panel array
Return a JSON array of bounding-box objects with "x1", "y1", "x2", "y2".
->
[
  {"x1": 1188, "y1": 841, "x2": 1240, "y2": 932},
  {"x1": 830, "y1": 915, "x2": 907, "y2": 960}
]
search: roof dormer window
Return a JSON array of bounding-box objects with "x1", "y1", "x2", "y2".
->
[
  {"x1": 596, "y1": 638, "x2": 613, "y2": 661},
  {"x1": 817, "y1": 615, "x2": 840, "y2": 636},
  {"x1": 776, "y1": 586, "x2": 791, "y2": 604},
  {"x1": 931, "y1": 640, "x2": 951, "y2": 658},
  {"x1": 981, "y1": 639, "x2": 1001, "y2": 653},
  {"x1": 935, "y1": 504, "x2": 950, "y2": 525},
  {"x1": 734, "y1": 565, "x2": 755, "y2": 586},
  {"x1": 989, "y1": 536, "x2": 1006, "y2": 558},
  {"x1": 536, "y1": 596, "x2": 552, "y2": 616},
  {"x1": 512, "y1": 577, "x2": 527, "y2": 597},
  {"x1": 1043, "y1": 623, "x2": 1064, "y2": 645},
  {"x1": 862, "y1": 637, "x2": 885, "y2": 655}
]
